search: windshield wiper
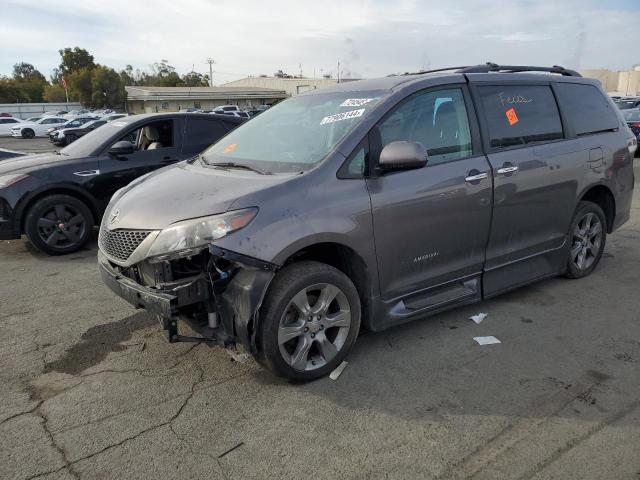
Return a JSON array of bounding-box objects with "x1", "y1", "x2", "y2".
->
[{"x1": 209, "y1": 162, "x2": 271, "y2": 175}]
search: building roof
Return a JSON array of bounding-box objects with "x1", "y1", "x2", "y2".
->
[{"x1": 125, "y1": 86, "x2": 287, "y2": 101}]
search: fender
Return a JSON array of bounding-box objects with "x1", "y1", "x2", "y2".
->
[{"x1": 14, "y1": 182, "x2": 103, "y2": 232}]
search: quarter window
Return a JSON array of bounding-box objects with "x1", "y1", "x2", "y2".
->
[
  {"x1": 377, "y1": 88, "x2": 473, "y2": 166},
  {"x1": 554, "y1": 83, "x2": 619, "y2": 136},
  {"x1": 478, "y1": 85, "x2": 563, "y2": 149}
]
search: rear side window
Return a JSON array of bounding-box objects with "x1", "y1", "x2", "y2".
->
[
  {"x1": 183, "y1": 118, "x2": 231, "y2": 147},
  {"x1": 554, "y1": 83, "x2": 619, "y2": 136},
  {"x1": 478, "y1": 85, "x2": 563, "y2": 149}
]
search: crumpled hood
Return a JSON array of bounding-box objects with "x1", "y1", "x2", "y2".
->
[
  {"x1": 0, "y1": 152, "x2": 74, "y2": 175},
  {"x1": 107, "y1": 161, "x2": 292, "y2": 230}
]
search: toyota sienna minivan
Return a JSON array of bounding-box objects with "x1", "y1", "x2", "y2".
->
[{"x1": 99, "y1": 64, "x2": 636, "y2": 381}]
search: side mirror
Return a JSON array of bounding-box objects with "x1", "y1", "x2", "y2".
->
[
  {"x1": 379, "y1": 141, "x2": 428, "y2": 171},
  {"x1": 109, "y1": 140, "x2": 135, "y2": 156}
]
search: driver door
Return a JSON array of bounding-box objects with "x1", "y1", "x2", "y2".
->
[
  {"x1": 366, "y1": 86, "x2": 493, "y2": 316},
  {"x1": 94, "y1": 118, "x2": 181, "y2": 203}
]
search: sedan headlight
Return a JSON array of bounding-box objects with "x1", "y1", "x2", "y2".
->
[
  {"x1": 146, "y1": 208, "x2": 258, "y2": 260},
  {"x1": 0, "y1": 174, "x2": 29, "y2": 188}
]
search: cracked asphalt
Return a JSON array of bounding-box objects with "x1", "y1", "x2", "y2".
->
[{"x1": 1, "y1": 160, "x2": 639, "y2": 479}]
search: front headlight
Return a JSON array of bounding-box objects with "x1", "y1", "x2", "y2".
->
[
  {"x1": 146, "y1": 208, "x2": 258, "y2": 260},
  {"x1": 0, "y1": 174, "x2": 29, "y2": 188}
]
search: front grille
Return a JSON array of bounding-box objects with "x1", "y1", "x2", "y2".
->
[{"x1": 99, "y1": 228, "x2": 153, "y2": 263}]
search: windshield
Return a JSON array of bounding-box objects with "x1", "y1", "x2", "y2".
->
[
  {"x1": 60, "y1": 118, "x2": 132, "y2": 157},
  {"x1": 623, "y1": 109, "x2": 640, "y2": 121},
  {"x1": 201, "y1": 90, "x2": 387, "y2": 173},
  {"x1": 615, "y1": 100, "x2": 637, "y2": 110}
]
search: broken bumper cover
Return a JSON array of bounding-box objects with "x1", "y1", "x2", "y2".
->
[{"x1": 98, "y1": 246, "x2": 278, "y2": 352}]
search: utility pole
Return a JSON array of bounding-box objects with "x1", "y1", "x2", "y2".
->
[
  {"x1": 206, "y1": 58, "x2": 215, "y2": 87},
  {"x1": 337, "y1": 60, "x2": 340, "y2": 83}
]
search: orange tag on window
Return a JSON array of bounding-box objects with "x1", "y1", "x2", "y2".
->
[
  {"x1": 505, "y1": 108, "x2": 519, "y2": 126},
  {"x1": 223, "y1": 143, "x2": 238, "y2": 153}
]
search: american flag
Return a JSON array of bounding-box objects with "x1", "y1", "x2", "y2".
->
[{"x1": 59, "y1": 76, "x2": 68, "y2": 92}]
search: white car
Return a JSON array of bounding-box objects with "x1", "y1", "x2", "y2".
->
[
  {"x1": 0, "y1": 117, "x2": 24, "y2": 136},
  {"x1": 24, "y1": 116, "x2": 42, "y2": 123},
  {"x1": 101, "y1": 113, "x2": 127, "y2": 122},
  {"x1": 10, "y1": 117, "x2": 66, "y2": 138},
  {"x1": 63, "y1": 109, "x2": 91, "y2": 120}
]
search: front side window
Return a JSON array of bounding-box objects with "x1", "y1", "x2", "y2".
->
[
  {"x1": 376, "y1": 88, "x2": 473, "y2": 166},
  {"x1": 555, "y1": 83, "x2": 619, "y2": 136},
  {"x1": 478, "y1": 85, "x2": 563, "y2": 149},
  {"x1": 120, "y1": 120, "x2": 174, "y2": 151},
  {"x1": 201, "y1": 90, "x2": 387, "y2": 173}
]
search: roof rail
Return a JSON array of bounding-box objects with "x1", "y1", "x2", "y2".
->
[
  {"x1": 388, "y1": 66, "x2": 471, "y2": 77},
  {"x1": 459, "y1": 62, "x2": 581, "y2": 77}
]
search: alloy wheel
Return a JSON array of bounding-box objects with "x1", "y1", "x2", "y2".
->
[
  {"x1": 36, "y1": 204, "x2": 86, "y2": 249},
  {"x1": 278, "y1": 283, "x2": 351, "y2": 371},
  {"x1": 571, "y1": 212, "x2": 602, "y2": 271}
]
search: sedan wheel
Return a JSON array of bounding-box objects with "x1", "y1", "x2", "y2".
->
[{"x1": 24, "y1": 194, "x2": 94, "y2": 255}]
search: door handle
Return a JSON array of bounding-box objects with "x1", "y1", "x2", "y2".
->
[
  {"x1": 465, "y1": 172, "x2": 488, "y2": 182},
  {"x1": 497, "y1": 166, "x2": 519, "y2": 175}
]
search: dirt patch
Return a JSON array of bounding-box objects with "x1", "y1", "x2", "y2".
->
[{"x1": 44, "y1": 312, "x2": 156, "y2": 375}]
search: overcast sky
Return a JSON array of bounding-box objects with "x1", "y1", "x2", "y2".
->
[{"x1": 2, "y1": 0, "x2": 639, "y2": 83}]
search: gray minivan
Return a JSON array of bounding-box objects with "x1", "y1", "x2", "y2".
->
[{"x1": 98, "y1": 64, "x2": 636, "y2": 381}]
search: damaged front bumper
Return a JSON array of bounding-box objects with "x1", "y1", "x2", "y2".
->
[{"x1": 98, "y1": 245, "x2": 278, "y2": 352}]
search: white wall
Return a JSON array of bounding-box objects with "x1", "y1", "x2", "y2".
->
[{"x1": 0, "y1": 102, "x2": 82, "y2": 119}]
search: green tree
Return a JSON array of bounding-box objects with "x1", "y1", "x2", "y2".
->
[
  {"x1": 11, "y1": 63, "x2": 47, "y2": 102},
  {"x1": 182, "y1": 71, "x2": 209, "y2": 87},
  {"x1": 67, "y1": 68, "x2": 93, "y2": 105},
  {"x1": 91, "y1": 65, "x2": 125, "y2": 108},
  {"x1": 0, "y1": 77, "x2": 22, "y2": 103},
  {"x1": 142, "y1": 60, "x2": 184, "y2": 87},
  {"x1": 43, "y1": 84, "x2": 67, "y2": 102},
  {"x1": 59, "y1": 47, "x2": 95, "y2": 75}
]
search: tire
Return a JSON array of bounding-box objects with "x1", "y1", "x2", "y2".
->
[
  {"x1": 65, "y1": 134, "x2": 78, "y2": 145},
  {"x1": 564, "y1": 201, "x2": 607, "y2": 279},
  {"x1": 255, "y1": 261, "x2": 361, "y2": 382},
  {"x1": 24, "y1": 194, "x2": 94, "y2": 255},
  {"x1": 21, "y1": 129, "x2": 35, "y2": 139}
]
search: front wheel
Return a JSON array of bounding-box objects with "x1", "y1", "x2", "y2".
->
[
  {"x1": 21, "y1": 129, "x2": 35, "y2": 139},
  {"x1": 565, "y1": 201, "x2": 607, "y2": 279},
  {"x1": 65, "y1": 134, "x2": 78, "y2": 145},
  {"x1": 24, "y1": 194, "x2": 94, "y2": 255},
  {"x1": 255, "y1": 261, "x2": 361, "y2": 382}
]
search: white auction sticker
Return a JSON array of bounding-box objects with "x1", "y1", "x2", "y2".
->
[
  {"x1": 340, "y1": 98, "x2": 375, "y2": 107},
  {"x1": 320, "y1": 109, "x2": 365, "y2": 125}
]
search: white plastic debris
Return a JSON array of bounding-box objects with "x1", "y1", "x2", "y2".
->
[
  {"x1": 473, "y1": 336, "x2": 501, "y2": 346},
  {"x1": 469, "y1": 312, "x2": 488, "y2": 324},
  {"x1": 329, "y1": 361, "x2": 349, "y2": 380},
  {"x1": 226, "y1": 349, "x2": 250, "y2": 363}
]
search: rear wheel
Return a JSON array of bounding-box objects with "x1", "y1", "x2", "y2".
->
[
  {"x1": 24, "y1": 194, "x2": 94, "y2": 255},
  {"x1": 255, "y1": 261, "x2": 361, "y2": 382},
  {"x1": 21, "y1": 129, "x2": 35, "y2": 139},
  {"x1": 565, "y1": 201, "x2": 606, "y2": 279}
]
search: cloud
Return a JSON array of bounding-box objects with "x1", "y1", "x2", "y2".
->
[{"x1": 1, "y1": 0, "x2": 639, "y2": 82}]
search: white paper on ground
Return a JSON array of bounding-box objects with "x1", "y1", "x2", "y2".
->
[
  {"x1": 469, "y1": 312, "x2": 488, "y2": 324},
  {"x1": 329, "y1": 361, "x2": 349, "y2": 380},
  {"x1": 473, "y1": 336, "x2": 501, "y2": 346}
]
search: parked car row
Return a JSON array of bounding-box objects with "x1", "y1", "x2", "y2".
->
[
  {"x1": 1, "y1": 111, "x2": 130, "y2": 139},
  {"x1": 0, "y1": 65, "x2": 636, "y2": 381},
  {"x1": 614, "y1": 96, "x2": 640, "y2": 110}
]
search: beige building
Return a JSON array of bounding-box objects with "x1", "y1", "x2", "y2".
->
[
  {"x1": 125, "y1": 86, "x2": 287, "y2": 114},
  {"x1": 222, "y1": 76, "x2": 342, "y2": 96},
  {"x1": 579, "y1": 65, "x2": 640, "y2": 96}
]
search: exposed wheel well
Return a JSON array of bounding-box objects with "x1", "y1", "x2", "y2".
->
[
  {"x1": 283, "y1": 243, "x2": 374, "y2": 330},
  {"x1": 19, "y1": 188, "x2": 100, "y2": 233},
  {"x1": 581, "y1": 185, "x2": 615, "y2": 233}
]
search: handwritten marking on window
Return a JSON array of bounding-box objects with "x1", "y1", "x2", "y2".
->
[
  {"x1": 223, "y1": 143, "x2": 238, "y2": 153},
  {"x1": 499, "y1": 92, "x2": 533, "y2": 107}
]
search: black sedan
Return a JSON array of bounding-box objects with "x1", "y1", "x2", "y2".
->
[
  {"x1": 0, "y1": 113, "x2": 243, "y2": 255},
  {"x1": 50, "y1": 119, "x2": 108, "y2": 146}
]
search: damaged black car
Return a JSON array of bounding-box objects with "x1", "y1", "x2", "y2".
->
[{"x1": 99, "y1": 65, "x2": 635, "y2": 381}]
